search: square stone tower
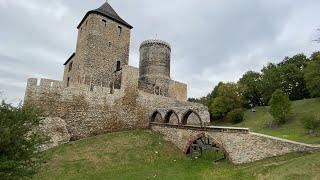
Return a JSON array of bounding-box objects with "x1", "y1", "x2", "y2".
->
[{"x1": 63, "y1": 2, "x2": 133, "y2": 89}]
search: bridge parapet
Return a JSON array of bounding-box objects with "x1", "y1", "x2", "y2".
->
[{"x1": 150, "y1": 122, "x2": 250, "y2": 134}]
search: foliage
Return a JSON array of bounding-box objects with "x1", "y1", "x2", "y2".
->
[
  {"x1": 227, "y1": 108, "x2": 244, "y2": 124},
  {"x1": 238, "y1": 71, "x2": 264, "y2": 107},
  {"x1": 269, "y1": 90, "x2": 292, "y2": 125},
  {"x1": 304, "y1": 54, "x2": 320, "y2": 97},
  {"x1": 0, "y1": 101, "x2": 47, "y2": 180},
  {"x1": 300, "y1": 114, "x2": 320, "y2": 134},
  {"x1": 210, "y1": 83, "x2": 244, "y2": 120}
]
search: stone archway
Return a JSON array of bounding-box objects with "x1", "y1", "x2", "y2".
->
[
  {"x1": 181, "y1": 109, "x2": 203, "y2": 126},
  {"x1": 184, "y1": 133, "x2": 229, "y2": 162},
  {"x1": 150, "y1": 110, "x2": 163, "y2": 123},
  {"x1": 164, "y1": 110, "x2": 180, "y2": 125}
]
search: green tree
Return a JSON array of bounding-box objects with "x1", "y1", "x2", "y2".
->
[
  {"x1": 238, "y1": 71, "x2": 264, "y2": 107},
  {"x1": 279, "y1": 63, "x2": 309, "y2": 100},
  {"x1": 269, "y1": 90, "x2": 292, "y2": 125},
  {"x1": 261, "y1": 63, "x2": 283, "y2": 105},
  {"x1": 211, "y1": 83, "x2": 244, "y2": 120},
  {"x1": 304, "y1": 54, "x2": 320, "y2": 97},
  {"x1": 0, "y1": 101, "x2": 47, "y2": 179},
  {"x1": 227, "y1": 108, "x2": 244, "y2": 124}
]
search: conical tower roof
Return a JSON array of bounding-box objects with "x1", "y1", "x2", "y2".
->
[{"x1": 77, "y1": 2, "x2": 133, "y2": 29}]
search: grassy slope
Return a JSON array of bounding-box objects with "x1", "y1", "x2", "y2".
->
[
  {"x1": 216, "y1": 98, "x2": 320, "y2": 144},
  {"x1": 35, "y1": 130, "x2": 320, "y2": 180}
]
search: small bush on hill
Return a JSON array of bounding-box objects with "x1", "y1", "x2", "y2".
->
[
  {"x1": 227, "y1": 108, "x2": 244, "y2": 124},
  {"x1": 300, "y1": 114, "x2": 320, "y2": 135},
  {"x1": 269, "y1": 90, "x2": 291, "y2": 125},
  {"x1": 0, "y1": 101, "x2": 47, "y2": 180}
]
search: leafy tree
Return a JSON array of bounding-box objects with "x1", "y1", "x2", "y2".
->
[
  {"x1": 0, "y1": 101, "x2": 47, "y2": 179},
  {"x1": 279, "y1": 63, "x2": 309, "y2": 100},
  {"x1": 304, "y1": 54, "x2": 320, "y2": 97},
  {"x1": 269, "y1": 90, "x2": 292, "y2": 125},
  {"x1": 238, "y1": 71, "x2": 264, "y2": 107},
  {"x1": 211, "y1": 83, "x2": 244, "y2": 120},
  {"x1": 227, "y1": 108, "x2": 244, "y2": 124},
  {"x1": 261, "y1": 63, "x2": 283, "y2": 105}
]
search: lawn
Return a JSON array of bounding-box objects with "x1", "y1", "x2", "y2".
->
[
  {"x1": 215, "y1": 98, "x2": 320, "y2": 144},
  {"x1": 34, "y1": 130, "x2": 320, "y2": 180}
]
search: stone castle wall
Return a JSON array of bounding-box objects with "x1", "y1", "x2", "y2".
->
[{"x1": 24, "y1": 65, "x2": 207, "y2": 140}]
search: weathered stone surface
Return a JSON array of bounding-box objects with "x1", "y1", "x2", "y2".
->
[
  {"x1": 37, "y1": 117, "x2": 70, "y2": 151},
  {"x1": 151, "y1": 125, "x2": 320, "y2": 164}
]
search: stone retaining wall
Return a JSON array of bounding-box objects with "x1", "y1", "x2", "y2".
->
[{"x1": 151, "y1": 125, "x2": 320, "y2": 164}]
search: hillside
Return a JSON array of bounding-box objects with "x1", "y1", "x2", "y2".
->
[
  {"x1": 34, "y1": 130, "x2": 320, "y2": 180},
  {"x1": 217, "y1": 98, "x2": 320, "y2": 144}
]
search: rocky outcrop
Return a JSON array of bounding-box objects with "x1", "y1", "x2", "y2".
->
[{"x1": 37, "y1": 117, "x2": 70, "y2": 151}]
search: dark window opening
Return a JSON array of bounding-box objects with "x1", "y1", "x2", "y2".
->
[
  {"x1": 69, "y1": 62, "x2": 73, "y2": 72},
  {"x1": 116, "y1": 61, "x2": 121, "y2": 71},
  {"x1": 108, "y1": 42, "x2": 111, "y2": 47},
  {"x1": 118, "y1": 26, "x2": 122, "y2": 36},
  {"x1": 67, "y1": 77, "x2": 70, "y2": 87},
  {"x1": 90, "y1": 84, "x2": 94, "y2": 91},
  {"x1": 101, "y1": 19, "x2": 107, "y2": 27},
  {"x1": 155, "y1": 86, "x2": 160, "y2": 95}
]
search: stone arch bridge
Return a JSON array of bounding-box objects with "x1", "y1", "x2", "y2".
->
[
  {"x1": 150, "y1": 106, "x2": 210, "y2": 126},
  {"x1": 149, "y1": 108, "x2": 320, "y2": 164}
]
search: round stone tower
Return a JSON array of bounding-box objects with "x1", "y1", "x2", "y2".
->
[{"x1": 139, "y1": 40, "x2": 171, "y2": 96}]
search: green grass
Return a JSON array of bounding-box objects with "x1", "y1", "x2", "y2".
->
[
  {"x1": 215, "y1": 98, "x2": 320, "y2": 144},
  {"x1": 34, "y1": 130, "x2": 320, "y2": 180}
]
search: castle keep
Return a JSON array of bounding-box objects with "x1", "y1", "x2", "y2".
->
[{"x1": 24, "y1": 2, "x2": 210, "y2": 140}]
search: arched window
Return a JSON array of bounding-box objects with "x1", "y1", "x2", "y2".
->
[
  {"x1": 182, "y1": 110, "x2": 202, "y2": 126},
  {"x1": 150, "y1": 111, "x2": 163, "y2": 123},
  {"x1": 164, "y1": 110, "x2": 179, "y2": 125}
]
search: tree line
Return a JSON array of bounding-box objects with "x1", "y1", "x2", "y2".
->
[{"x1": 189, "y1": 51, "x2": 320, "y2": 123}]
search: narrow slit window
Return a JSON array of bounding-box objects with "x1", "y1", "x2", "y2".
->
[
  {"x1": 69, "y1": 62, "x2": 73, "y2": 72},
  {"x1": 116, "y1": 61, "x2": 121, "y2": 71},
  {"x1": 67, "y1": 77, "x2": 70, "y2": 87},
  {"x1": 118, "y1": 26, "x2": 122, "y2": 36},
  {"x1": 101, "y1": 19, "x2": 107, "y2": 27}
]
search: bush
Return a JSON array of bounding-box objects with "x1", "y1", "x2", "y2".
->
[
  {"x1": 227, "y1": 108, "x2": 244, "y2": 124},
  {"x1": 269, "y1": 90, "x2": 291, "y2": 125},
  {"x1": 300, "y1": 114, "x2": 320, "y2": 134},
  {"x1": 0, "y1": 101, "x2": 47, "y2": 179}
]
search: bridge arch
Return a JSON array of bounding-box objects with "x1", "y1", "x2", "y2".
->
[
  {"x1": 150, "y1": 110, "x2": 164, "y2": 123},
  {"x1": 184, "y1": 133, "x2": 229, "y2": 162},
  {"x1": 181, "y1": 109, "x2": 203, "y2": 126},
  {"x1": 164, "y1": 110, "x2": 180, "y2": 125}
]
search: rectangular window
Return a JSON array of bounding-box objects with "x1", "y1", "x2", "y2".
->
[
  {"x1": 67, "y1": 77, "x2": 70, "y2": 87},
  {"x1": 69, "y1": 62, "x2": 73, "y2": 72},
  {"x1": 101, "y1": 19, "x2": 107, "y2": 27},
  {"x1": 118, "y1": 26, "x2": 122, "y2": 36},
  {"x1": 116, "y1": 61, "x2": 121, "y2": 71}
]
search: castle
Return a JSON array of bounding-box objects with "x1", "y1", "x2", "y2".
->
[{"x1": 24, "y1": 2, "x2": 210, "y2": 140}]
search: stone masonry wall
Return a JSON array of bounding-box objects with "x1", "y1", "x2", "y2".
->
[
  {"x1": 168, "y1": 80, "x2": 187, "y2": 102},
  {"x1": 24, "y1": 66, "x2": 208, "y2": 140},
  {"x1": 151, "y1": 125, "x2": 320, "y2": 164}
]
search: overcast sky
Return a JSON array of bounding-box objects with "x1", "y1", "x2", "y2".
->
[{"x1": 0, "y1": 0, "x2": 320, "y2": 103}]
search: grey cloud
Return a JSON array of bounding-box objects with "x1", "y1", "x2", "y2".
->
[{"x1": 0, "y1": 0, "x2": 319, "y2": 104}]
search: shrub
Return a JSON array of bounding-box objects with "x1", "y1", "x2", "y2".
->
[
  {"x1": 227, "y1": 108, "x2": 244, "y2": 124},
  {"x1": 0, "y1": 101, "x2": 47, "y2": 179},
  {"x1": 269, "y1": 90, "x2": 291, "y2": 125},
  {"x1": 300, "y1": 114, "x2": 320, "y2": 134}
]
